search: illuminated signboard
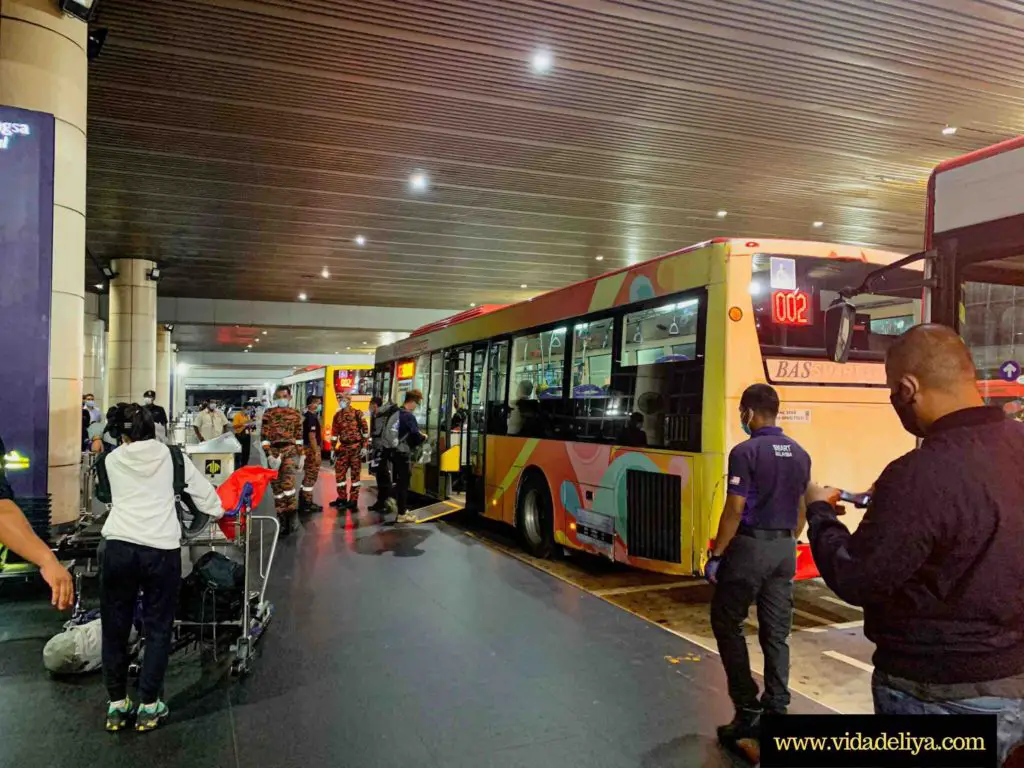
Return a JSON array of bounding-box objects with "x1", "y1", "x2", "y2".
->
[
  {"x1": 334, "y1": 369, "x2": 356, "y2": 394},
  {"x1": 0, "y1": 107, "x2": 54, "y2": 499},
  {"x1": 397, "y1": 361, "x2": 416, "y2": 379},
  {"x1": 771, "y1": 289, "x2": 812, "y2": 327}
]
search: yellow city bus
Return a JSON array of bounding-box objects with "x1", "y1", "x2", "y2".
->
[
  {"x1": 281, "y1": 364, "x2": 373, "y2": 452},
  {"x1": 373, "y1": 238, "x2": 920, "y2": 576}
]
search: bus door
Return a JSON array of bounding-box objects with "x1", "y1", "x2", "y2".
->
[
  {"x1": 467, "y1": 343, "x2": 489, "y2": 507},
  {"x1": 440, "y1": 346, "x2": 473, "y2": 500}
]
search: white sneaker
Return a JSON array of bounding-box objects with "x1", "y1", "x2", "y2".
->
[{"x1": 397, "y1": 513, "x2": 416, "y2": 524}]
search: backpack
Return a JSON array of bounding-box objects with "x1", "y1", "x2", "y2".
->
[
  {"x1": 177, "y1": 551, "x2": 244, "y2": 623},
  {"x1": 378, "y1": 405, "x2": 401, "y2": 451},
  {"x1": 94, "y1": 444, "x2": 209, "y2": 538}
]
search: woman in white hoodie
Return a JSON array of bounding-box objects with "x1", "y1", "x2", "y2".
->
[{"x1": 100, "y1": 403, "x2": 224, "y2": 733}]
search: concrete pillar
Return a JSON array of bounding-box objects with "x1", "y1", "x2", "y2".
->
[
  {"x1": 0, "y1": 0, "x2": 89, "y2": 524},
  {"x1": 108, "y1": 258, "x2": 157, "y2": 404},
  {"x1": 83, "y1": 293, "x2": 105, "y2": 409},
  {"x1": 169, "y1": 347, "x2": 179, "y2": 419},
  {"x1": 156, "y1": 326, "x2": 172, "y2": 411}
]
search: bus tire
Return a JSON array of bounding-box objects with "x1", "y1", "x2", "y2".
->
[{"x1": 516, "y1": 472, "x2": 555, "y2": 559}]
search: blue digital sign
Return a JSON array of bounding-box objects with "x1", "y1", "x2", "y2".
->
[{"x1": 0, "y1": 106, "x2": 55, "y2": 500}]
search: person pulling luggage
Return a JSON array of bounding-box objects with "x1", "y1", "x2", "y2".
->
[{"x1": 367, "y1": 396, "x2": 401, "y2": 514}]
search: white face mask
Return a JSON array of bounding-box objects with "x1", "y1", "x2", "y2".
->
[
  {"x1": 338, "y1": 399, "x2": 349, "y2": 410},
  {"x1": 143, "y1": 397, "x2": 154, "y2": 405},
  {"x1": 84, "y1": 400, "x2": 95, "y2": 407},
  {"x1": 208, "y1": 403, "x2": 217, "y2": 411}
]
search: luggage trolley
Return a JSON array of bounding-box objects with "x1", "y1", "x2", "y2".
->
[{"x1": 178, "y1": 481, "x2": 280, "y2": 676}]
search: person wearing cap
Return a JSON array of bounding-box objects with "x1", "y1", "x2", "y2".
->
[{"x1": 142, "y1": 390, "x2": 168, "y2": 429}]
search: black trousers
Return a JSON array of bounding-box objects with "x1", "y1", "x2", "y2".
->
[
  {"x1": 710, "y1": 533, "x2": 796, "y2": 714},
  {"x1": 235, "y1": 433, "x2": 251, "y2": 469},
  {"x1": 374, "y1": 449, "x2": 394, "y2": 501},
  {"x1": 100, "y1": 539, "x2": 182, "y2": 704},
  {"x1": 392, "y1": 454, "x2": 411, "y2": 514}
]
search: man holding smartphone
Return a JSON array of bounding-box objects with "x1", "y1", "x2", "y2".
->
[
  {"x1": 705, "y1": 383, "x2": 811, "y2": 745},
  {"x1": 806, "y1": 325, "x2": 1024, "y2": 767}
]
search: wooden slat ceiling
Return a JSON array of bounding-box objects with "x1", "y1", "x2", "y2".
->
[
  {"x1": 86, "y1": 0, "x2": 1024, "y2": 309},
  {"x1": 170, "y1": 324, "x2": 401, "y2": 354}
]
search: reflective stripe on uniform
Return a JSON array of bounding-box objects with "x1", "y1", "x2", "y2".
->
[
  {"x1": 301, "y1": 485, "x2": 315, "y2": 492},
  {"x1": 351, "y1": 481, "x2": 361, "y2": 488},
  {"x1": 282, "y1": 489, "x2": 297, "y2": 497},
  {"x1": 274, "y1": 492, "x2": 285, "y2": 499}
]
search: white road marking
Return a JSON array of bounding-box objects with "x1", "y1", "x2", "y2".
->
[
  {"x1": 820, "y1": 595, "x2": 863, "y2": 612},
  {"x1": 823, "y1": 650, "x2": 874, "y2": 673},
  {"x1": 594, "y1": 581, "x2": 704, "y2": 597},
  {"x1": 793, "y1": 607, "x2": 839, "y2": 626}
]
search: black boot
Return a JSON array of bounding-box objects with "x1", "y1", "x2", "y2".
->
[
  {"x1": 329, "y1": 497, "x2": 345, "y2": 508},
  {"x1": 717, "y1": 708, "x2": 761, "y2": 744},
  {"x1": 277, "y1": 515, "x2": 291, "y2": 537}
]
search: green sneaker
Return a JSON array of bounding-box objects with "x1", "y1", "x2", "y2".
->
[
  {"x1": 135, "y1": 700, "x2": 169, "y2": 732},
  {"x1": 105, "y1": 697, "x2": 134, "y2": 732}
]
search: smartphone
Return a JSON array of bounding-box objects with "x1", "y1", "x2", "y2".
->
[{"x1": 838, "y1": 490, "x2": 872, "y2": 508}]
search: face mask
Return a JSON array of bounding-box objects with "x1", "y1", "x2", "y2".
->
[
  {"x1": 889, "y1": 390, "x2": 926, "y2": 438},
  {"x1": 143, "y1": 397, "x2": 154, "y2": 405},
  {"x1": 740, "y1": 409, "x2": 752, "y2": 437},
  {"x1": 208, "y1": 403, "x2": 217, "y2": 411},
  {"x1": 85, "y1": 400, "x2": 95, "y2": 408},
  {"x1": 338, "y1": 400, "x2": 349, "y2": 410},
  {"x1": 315, "y1": 405, "x2": 323, "y2": 414},
  {"x1": 275, "y1": 398, "x2": 289, "y2": 408}
]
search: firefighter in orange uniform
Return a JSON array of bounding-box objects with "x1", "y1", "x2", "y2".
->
[
  {"x1": 329, "y1": 393, "x2": 368, "y2": 511},
  {"x1": 260, "y1": 385, "x2": 304, "y2": 535}
]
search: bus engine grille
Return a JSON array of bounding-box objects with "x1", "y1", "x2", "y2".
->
[{"x1": 626, "y1": 470, "x2": 682, "y2": 563}]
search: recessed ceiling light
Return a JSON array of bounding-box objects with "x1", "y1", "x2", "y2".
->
[
  {"x1": 942, "y1": 125, "x2": 958, "y2": 136},
  {"x1": 470, "y1": 302, "x2": 477, "y2": 307},
  {"x1": 321, "y1": 267, "x2": 330, "y2": 279},
  {"x1": 94, "y1": 283, "x2": 103, "y2": 290},
  {"x1": 812, "y1": 221, "x2": 824, "y2": 228},
  {"x1": 355, "y1": 235, "x2": 366, "y2": 246},
  {"x1": 346, "y1": 346, "x2": 351, "y2": 350},
  {"x1": 244, "y1": 348, "x2": 249, "y2": 353},
  {"x1": 531, "y1": 48, "x2": 554, "y2": 74},
  {"x1": 520, "y1": 283, "x2": 528, "y2": 289},
  {"x1": 409, "y1": 171, "x2": 429, "y2": 192},
  {"x1": 247, "y1": 344, "x2": 252, "y2": 349},
  {"x1": 298, "y1": 293, "x2": 307, "y2": 301},
  {"x1": 716, "y1": 210, "x2": 728, "y2": 218},
  {"x1": 255, "y1": 338, "x2": 260, "y2": 343},
  {"x1": 262, "y1": 330, "x2": 267, "y2": 335},
  {"x1": 595, "y1": 255, "x2": 604, "y2": 261}
]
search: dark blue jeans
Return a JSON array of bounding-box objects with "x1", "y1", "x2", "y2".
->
[{"x1": 873, "y1": 672, "x2": 1024, "y2": 766}]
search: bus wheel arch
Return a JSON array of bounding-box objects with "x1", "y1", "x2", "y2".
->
[{"x1": 516, "y1": 467, "x2": 555, "y2": 559}]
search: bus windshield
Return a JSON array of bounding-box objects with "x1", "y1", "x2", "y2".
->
[{"x1": 751, "y1": 254, "x2": 922, "y2": 361}]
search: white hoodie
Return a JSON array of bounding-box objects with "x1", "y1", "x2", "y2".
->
[{"x1": 101, "y1": 440, "x2": 225, "y2": 551}]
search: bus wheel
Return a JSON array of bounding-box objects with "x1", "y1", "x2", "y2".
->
[{"x1": 517, "y1": 473, "x2": 554, "y2": 559}]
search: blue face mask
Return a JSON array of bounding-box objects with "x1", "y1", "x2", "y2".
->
[
  {"x1": 740, "y1": 410, "x2": 752, "y2": 437},
  {"x1": 275, "y1": 398, "x2": 289, "y2": 408}
]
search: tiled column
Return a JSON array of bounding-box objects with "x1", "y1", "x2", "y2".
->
[
  {"x1": 156, "y1": 326, "x2": 172, "y2": 411},
  {"x1": 0, "y1": 0, "x2": 88, "y2": 524},
  {"x1": 83, "y1": 293, "x2": 105, "y2": 409},
  {"x1": 108, "y1": 259, "x2": 157, "y2": 404}
]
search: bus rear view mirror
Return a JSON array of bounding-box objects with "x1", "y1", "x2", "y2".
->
[{"x1": 825, "y1": 299, "x2": 856, "y2": 363}]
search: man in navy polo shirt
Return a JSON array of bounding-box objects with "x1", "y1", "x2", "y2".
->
[{"x1": 705, "y1": 383, "x2": 811, "y2": 743}]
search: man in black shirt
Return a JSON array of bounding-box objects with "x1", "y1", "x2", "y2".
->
[
  {"x1": 706, "y1": 384, "x2": 811, "y2": 743},
  {"x1": 299, "y1": 397, "x2": 323, "y2": 513},
  {"x1": 142, "y1": 390, "x2": 168, "y2": 428},
  {"x1": 807, "y1": 325, "x2": 1024, "y2": 767}
]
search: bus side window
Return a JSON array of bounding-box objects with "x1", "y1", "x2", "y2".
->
[
  {"x1": 614, "y1": 296, "x2": 705, "y2": 452},
  {"x1": 569, "y1": 317, "x2": 614, "y2": 441}
]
